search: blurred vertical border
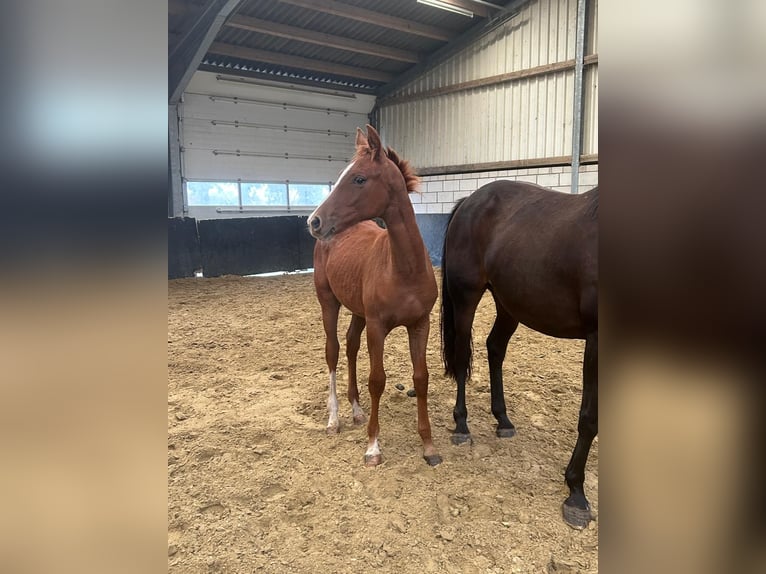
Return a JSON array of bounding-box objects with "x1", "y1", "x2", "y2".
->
[
  {"x1": 0, "y1": 1, "x2": 764, "y2": 573},
  {"x1": 0, "y1": 2, "x2": 167, "y2": 573},
  {"x1": 601, "y1": 1, "x2": 766, "y2": 573}
]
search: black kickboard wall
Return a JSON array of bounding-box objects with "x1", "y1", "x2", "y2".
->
[
  {"x1": 197, "y1": 216, "x2": 314, "y2": 277},
  {"x1": 168, "y1": 217, "x2": 202, "y2": 279},
  {"x1": 168, "y1": 214, "x2": 446, "y2": 278}
]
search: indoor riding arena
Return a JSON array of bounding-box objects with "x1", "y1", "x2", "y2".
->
[{"x1": 169, "y1": 1, "x2": 598, "y2": 572}]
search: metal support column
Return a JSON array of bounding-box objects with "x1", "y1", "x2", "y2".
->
[
  {"x1": 570, "y1": 0, "x2": 587, "y2": 194},
  {"x1": 168, "y1": 104, "x2": 184, "y2": 217}
]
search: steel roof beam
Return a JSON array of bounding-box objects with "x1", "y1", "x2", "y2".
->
[
  {"x1": 226, "y1": 15, "x2": 420, "y2": 63},
  {"x1": 169, "y1": 0, "x2": 246, "y2": 103},
  {"x1": 376, "y1": 0, "x2": 532, "y2": 98},
  {"x1": 277, "y1": 0, "x2": 454, "y2": 42},
  {"x1": 168, "y1": 0, "x2": 189, "y2": 16},
  {"x1": 208, "y1": 42, "x2": 394, "y2": 83}
]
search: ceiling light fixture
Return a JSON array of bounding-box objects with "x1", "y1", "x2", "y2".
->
[
  {"x1": 417, "y1": 0, "x2": 474, "y2": 18},
  {"x1": 468, "y1": 0, "x2": 505, "y2": 9}
]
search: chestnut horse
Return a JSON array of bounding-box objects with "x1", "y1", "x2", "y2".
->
[
  {"x1": 308, "y1": 125, "x2": 442, "y2": 467},
  {"x1": 440, "y1": 181, "x2": 598, "y2": 528}
]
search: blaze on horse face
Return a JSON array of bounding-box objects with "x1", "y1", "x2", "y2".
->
[{"x1": 308, "y1": 125, "x2": 396, "y2": 240}]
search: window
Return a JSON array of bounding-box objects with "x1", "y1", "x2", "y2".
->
[
  {"x1": 242, "y1": 182, "x2": 289, "y2": 206},
  {"x1": 186, "y1": 181, "x2": 239, "y2": 206},
  {"x1": 289, "y1": 183, "x2": 331, "y2": 206},
  {"x1": 185, "y1": 180, "x2": 331, "y2": 210}
]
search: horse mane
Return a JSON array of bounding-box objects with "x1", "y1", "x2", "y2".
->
[
  {"x1": 353, "y1": 143, "x2": 420, "y2": 193},
  {"x1": 385, "y1": 147, "x2": 420, "y2": 193}
]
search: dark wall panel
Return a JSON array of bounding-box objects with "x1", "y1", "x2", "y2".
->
[
  {"x1": 197, "y1": 216, "x2": 310, "y2": 277},
  {"x1": 415, "y1": 214, "x2": 450, "y2": 267},
  {"x1": 168, "y1": 217, "x2": 201, "y2": 279},
  {"x1": 297, "y1": 220, "x2": 317, "y2": 270},
  {"x1": 168, "y1": 214, "x2": 447, "y2": 279}
]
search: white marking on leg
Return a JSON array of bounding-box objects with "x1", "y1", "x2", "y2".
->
[
  {"x1": 327, "y1": 371, "x2": 339, "y2": 432},
  {"x1": 365, "y1": 437, "x2": 381, "y2": 457}
]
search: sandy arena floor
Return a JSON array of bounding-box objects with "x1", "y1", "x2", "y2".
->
[{"x1": 168, "y1": 271, "x2": 598, "y2": 573}]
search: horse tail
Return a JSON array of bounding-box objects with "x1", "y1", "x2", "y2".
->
[{"x1": 441, "y1": 198, "x2": 471, "y2": 380}]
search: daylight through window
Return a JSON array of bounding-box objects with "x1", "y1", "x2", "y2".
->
[{"x1": 186, "y1": 181, "x2": 331, "y2": 209}]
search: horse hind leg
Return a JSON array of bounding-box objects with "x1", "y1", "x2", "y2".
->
[
  {"x1": 486, "y1": 295, "x2": 519, "y2": 438},
  {"x1": 345, "y1": 314, "x2": 366, "y2": 425},
  {"x1": 562, "y1": 331, "x2": 598, "y2": 529},
  {"x1": 319, "y1": 296, "x2": 342, "y2": 434},
  {"x1": 447, "y1": 287, "x2": 484, "y2": 446}
]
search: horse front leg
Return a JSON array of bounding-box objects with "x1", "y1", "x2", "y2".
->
[
  {"x1": 486, "y1": 298, "x2": 518, "y2": 438},
  {"x1": 345, "y1": 314, "x2": 366, "y2": 425},
  {"x1": 563, "y1": 331, "x2": 598, "y2": 529},
  {"x1": 320, "y1": 298, "x2": 341, "y2": 434},
  {"x1": 408, "y1": 317, "x2": 442, "y2": 466},
  {"x1": 364, "y1": 321, "x2": 388, "y2": 466}
]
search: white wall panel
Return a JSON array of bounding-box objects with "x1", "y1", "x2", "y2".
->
[
  {"x1": 378, "y1": 0, "x2": 598, "y2": 170},
  {"x1": 587, "y1": 0, "x2": 598, "y2": 55},
  {"x1": 180, "y1": 71, "x2": 375, "y2": 184},
  {"x1": 582, "y1": 63, "x2": 598, "y2": 155}
]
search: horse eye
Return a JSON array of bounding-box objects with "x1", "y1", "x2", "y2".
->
[{"x1": 353, "y1": 176, "x2": 367, "y2": 185}]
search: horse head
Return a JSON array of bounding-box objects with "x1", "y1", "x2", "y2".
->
[{"x1": 308, "y1": 124, "x2": 412, "y2": 240}]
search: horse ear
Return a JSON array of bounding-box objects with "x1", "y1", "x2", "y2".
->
[
  {"x1": 365, "y1": 124, "x2": 382, "y2": 160},
  {"x1": 355, "y1": 127, "x2": 368, "y2": 149}
]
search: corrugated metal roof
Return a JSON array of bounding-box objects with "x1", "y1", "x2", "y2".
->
[
  {"x1": 200, "y1": 55, "x2": 383, "y2": 92},
  {"x1": 214, "y1": 26, "x2": 409, "y2": 73},
  {"x1": 170, "y1": 0, "x2": 516, "y2": 94}
]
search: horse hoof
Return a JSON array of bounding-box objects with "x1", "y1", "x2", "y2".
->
[
  {"x1": 496, "y1": 427, "x2": 516, "y2": 438},
  {"x1": 364, "y1": 454, "x2": 382, "y2": 466},
  {"x1": 326, "y1": 424, "x2": 339, "y2": 435},
  {"x1": 353, "y1": 414, "x2": 367, "y2": 425},
  {"x1": 423, "y1": 454, "x2": 443, "y2": 466},
  {"x1": 406, "y1": 388, "x2": 416, "y2": 397},
  {"x1": 562, "y1": 501, "x2": 593, "y2": 530},
  {"x1": 450, "y1": 433, "x2": 472, "y2": 446}
]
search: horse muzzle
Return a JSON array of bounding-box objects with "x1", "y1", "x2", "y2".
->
[{"x1": 308, "y1": 215, "x2": 335, "y2": 240}]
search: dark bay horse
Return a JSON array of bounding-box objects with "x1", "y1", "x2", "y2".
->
[
  {"x1": 440, "y1": 181, "x2": 598, "y2": 528},
  {"x1": 308, "y1": 124, "x2": 442, "y2": 467}
]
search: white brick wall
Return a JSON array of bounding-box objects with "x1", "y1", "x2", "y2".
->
[
  {"x1": 437, "y1": 191, "x2": 454, "y2": 203},
  {"x1": 536, "y1": 173, "x2": 560, "y2": 187},
  {"x1": 442, "y1": 180, "x2": 460, "y2": 192},
  {"x1": 412, "y1": 164, "x2": 598, "y2": 214},
  {"x1": 579, "y1": 170, "x2": 599, "y2": 186},
  {"x1": 421, "y1": 191, "x2": 438, "y2": 204}
]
